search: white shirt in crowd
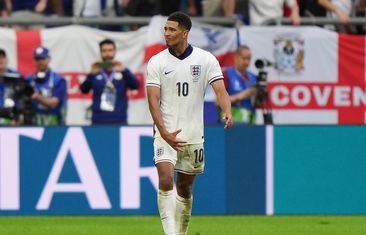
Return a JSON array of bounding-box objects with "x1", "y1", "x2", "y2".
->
[
  {"x1": 329, "y1": 0, "x2": 354, "y2": 18},
  {"x1": 73, "y1": 0, "x2": 102, "y2": 17},
  {"x1": 249, "y1": 0, "x2": 296, "y2": 25}
]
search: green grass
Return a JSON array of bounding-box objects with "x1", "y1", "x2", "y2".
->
[{"x1": 0, "y1": 215, "x2": 365, "y2": 235}]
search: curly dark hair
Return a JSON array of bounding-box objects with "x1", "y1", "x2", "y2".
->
[{"x1": 167, "y1": 11, "x2": 192, "y2": 31}]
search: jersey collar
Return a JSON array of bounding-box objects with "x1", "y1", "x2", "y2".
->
[{"x1": 168, "y1": 44, "x2": 193, "y2": 60}]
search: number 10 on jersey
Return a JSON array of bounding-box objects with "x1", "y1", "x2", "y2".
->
[{"x1": 176, "y1": 82, "x2": 189, "y2": 96}]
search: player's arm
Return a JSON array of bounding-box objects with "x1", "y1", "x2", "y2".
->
[
  {"x1": 211, "y1": 79, "x2": 233, "y2": 128},
  {"x1": 147, "y1": 86, "x2": 186, "y2": 151},
  {"x1": 147, "y1": 86, "x2": 166, "y2": 136}
]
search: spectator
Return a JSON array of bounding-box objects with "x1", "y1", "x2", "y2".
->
[
  {"x1": 9, "y1": 0, "x2": 49, "y2": 29},
  {"x1": 318, "y1": 0, "x2": 353, "y2": 24},
  {"x1": 355, "y1": 0, "x2": 366, "y2": 33},
  {"x1": 182, "y1": 0, "x2": 202, "y2": 16},
  {"x1": 357, "y1": 0, "x2": 366, "y2": 11},
  {"x1": 48, "y1": 0, "x2": 64, "y2": 16},
  {"x1": 355, "y1": 0, "x2": 366, "y2": 14},
  {"x1": 235, "y1": 0, "x2": 250, "y2": 24},
  {"x1": 201, "y1": 0, "x2": 235, "y2": 17},
  {"x1": 299, "y1": 0, "x2": 326, "y2": 17},
  {"x1": 63, "y1": 0, "x2": 73, "y2": 16},
  {"x1": 74, "y1": 0, "x2": 101, "y2": 17},
  {"x1": 124, "y1": 0, "x2": 159, "y2": 16},
  {"x1": 318, "y1": 0, "x2": 357, "y2": 33},
  {"x1": 222, "y1": 45, "x2": 257, "y2": 124},
  {"x1": 80, "y1": 39, "x2": 140, "y2": 125},
  {"x1": 0, "y1": 48, "x2": 21, "y2": 125},
  {"x1": 26, "y1": 46, "x2": 67, "y2": 126},
  {"x1": 10, "y1": 0, "x2": 48, "y2": 14},
  {"x1": 159, "y1": 0, "x2": 181, "y2": 16},
  {"x1": 249, "y1": 0, "x2": 301, "y2": 25},
  {"x1": 0, "y1": 0, "x2": 10, "y2": 16},
  {"x1": 100, "y1": 0, "x2": 124, "y2": 31},
  {"x1": 102, "y1": 0, "x2": 121, "y2": 17}
]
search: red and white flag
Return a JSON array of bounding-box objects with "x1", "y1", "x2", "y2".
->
[
  {"x1": 0, "y1": 25, "x2": 148, "y2": 125},
  {"x1": 3, "y1": 23, "x2": 362, "y2": 125},
  {"x1": 239, "y1": 26, "x2": 366, "y2": 124}
]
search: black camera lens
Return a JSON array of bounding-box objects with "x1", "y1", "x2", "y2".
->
[{"x1": 255, "y1": 59, "x2": 272, "y2": 69}]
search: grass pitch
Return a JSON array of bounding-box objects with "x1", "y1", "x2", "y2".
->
[{"x1": 0, "y1": 215, "x2": 365, "y2": 235}]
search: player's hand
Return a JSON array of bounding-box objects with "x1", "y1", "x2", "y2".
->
[
  {"x1": 162, "y1": 129, "x2": 187, "y2": 152},
  {"x1": 112, "y1": 60, "x2": 124, "y2": 72},
  {"x1": 91, "y1": 62, "x2": 101, "y2": 74},
  {"x1": 223, "y1": 113, "x2": 233, "y2": 129}
]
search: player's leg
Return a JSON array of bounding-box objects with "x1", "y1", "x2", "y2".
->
[
  {"x1": 156, "y1": 162, "x2": 175, "y2": 235},
  {"x1": 175, "y1": 172, "x2": 196, "y2": 235},
  {"x1": 154, "y1": 138, "x2": 178, "y2": 235},
  {"x1": 174, "y1": 143, "x2": 204, "y2": 235}
]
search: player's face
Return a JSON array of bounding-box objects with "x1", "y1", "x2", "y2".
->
[
  {"x1": 235, "y1": 48, "x2": 251, "y2": 73},
  {"x1": 100, "y1": 44, "x2": 116, "y2": 62},
  {"x1": 0, "y1": 56, "x2": 7, "y2": 72},
  {"x1": 164, "y1": 21, "x2": 188, "y2": 48},
  {"x1": 35, "y1": 57, "x2": 50, "y2": 72}
]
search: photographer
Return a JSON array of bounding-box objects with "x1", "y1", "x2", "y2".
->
[
  {"x1": 26, "y1": 46, "x2": 67, "y2": 126},
  {"x1": 0, "y1": 48, "x2": 22, "y2": 125},
  {"x1": 80, "y1": 39, "x2": 140, "y2": 125},
  {"x1": 222, "y1": 45, "x2": 257, "y2": 124}
]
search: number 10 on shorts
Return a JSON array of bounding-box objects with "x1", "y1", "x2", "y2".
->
[{"x1": 194, "y1": 148, "x2": 204, "y2": 163}]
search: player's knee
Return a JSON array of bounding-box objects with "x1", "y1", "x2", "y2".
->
[
  {"x1": 159, "y1": 175, "x2": 174, "y2": 190},
  {"x1": 176, "y1": 181, "x2": 193, "y2": 198}
]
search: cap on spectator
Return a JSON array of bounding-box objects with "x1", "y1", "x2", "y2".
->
[
  {"x1": 34, "y1": 46, "x2": 50, "y2": 59},
  {"x1": 0, "y1": 48, "x2": 6, "y2": 57}
]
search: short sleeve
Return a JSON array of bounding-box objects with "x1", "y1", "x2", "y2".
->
[
  {"x1": 52, "y1": 77, "x2": 67, "y2": 102},
  {"x1": 206, "y1": 53, "x2": 224, "y2": 85},
  {"x1": 146, "y1": 57, "x2": 161, "y2": 88}
]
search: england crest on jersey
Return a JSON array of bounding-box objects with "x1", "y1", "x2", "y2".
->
[{"x1": 191, "y1": 65, "x2": 201, "y2": 82}]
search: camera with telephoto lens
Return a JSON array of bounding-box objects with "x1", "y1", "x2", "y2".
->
[
  {"x1": 254, "y1": 58, "x2": 273, "y2": 124},
  {"x1": 0, "y1": 73, "x2": 35, "y2": 124},
  {"x1": 254, "y1": 59, "x2": 272, "y2": 106}
]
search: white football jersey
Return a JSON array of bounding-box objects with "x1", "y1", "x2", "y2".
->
[{"x1": 146, "y1": 45, "x2": 223, "y2": 144}]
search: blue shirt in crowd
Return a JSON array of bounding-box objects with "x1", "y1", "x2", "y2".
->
[
  {"x1": 26, "y1": 70, "x2": 67, "y2": 125},
  {"x1": 80, "y1": 68, "x2": 140, "y2": 124}
]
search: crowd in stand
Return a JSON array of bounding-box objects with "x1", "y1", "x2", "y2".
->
[{"x1": 0, "y1": 1, "x2": 365, "y2": 31}]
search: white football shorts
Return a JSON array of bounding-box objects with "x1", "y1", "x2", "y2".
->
[{"x1": 153, "y1": 137, "x2": 205, "y2": 174}]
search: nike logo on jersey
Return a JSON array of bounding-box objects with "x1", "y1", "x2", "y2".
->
[{"x1": 164, "y1": 70, "x2": 174, "y2": 75}]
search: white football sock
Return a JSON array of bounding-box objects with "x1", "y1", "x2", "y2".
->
[
  {"x1": 158, "y1": 189, "x2": 176, "y2": 235},
  {"x1": 175, "y1": 194, "x2": 193, "y2": 235}
]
